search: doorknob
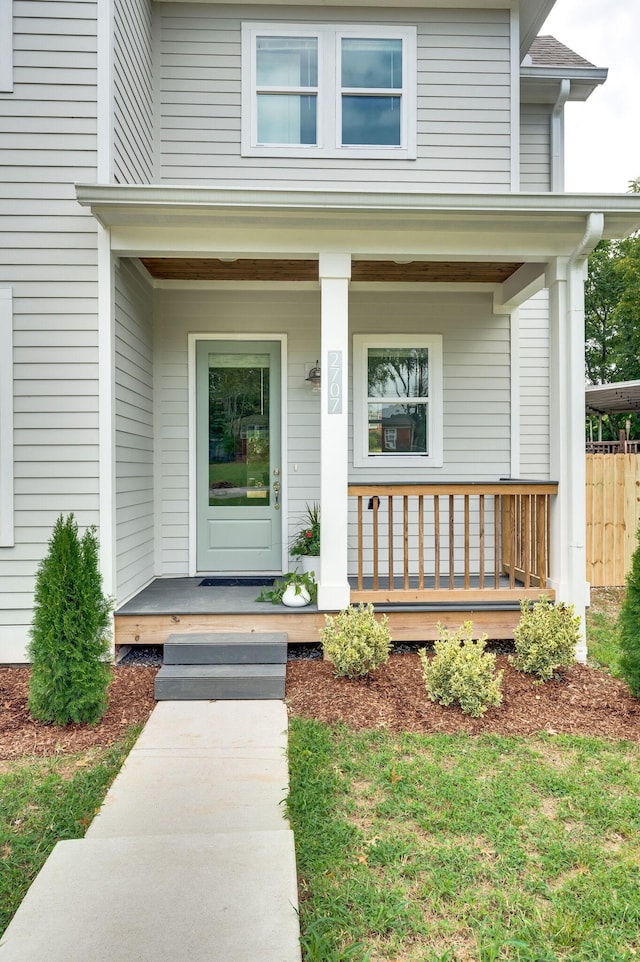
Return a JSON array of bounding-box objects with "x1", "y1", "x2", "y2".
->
[{"x1": 273, "y1": 480, "x2": 281, "y2": 510}]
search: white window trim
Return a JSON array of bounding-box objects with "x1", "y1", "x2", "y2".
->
[
  {"x1": 241, "y1": 22, "x2": 417, "y2": 160},
  {"x1": 0, "y1": 289, "x2": 14, "y2": 546},
  {"x1": 353, "y1": 334, "x2": 443, "y2": 469},
  {"x1": 0, "y1": 0, "x2": 13, "y2": 93}
]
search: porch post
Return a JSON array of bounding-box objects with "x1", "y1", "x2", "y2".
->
[
  {"x1": 318, "y1": 252, "x2": 351, "y2": 611},
  {"x1": 547, "y1": 255, "x2": 591, "y2": 662}
]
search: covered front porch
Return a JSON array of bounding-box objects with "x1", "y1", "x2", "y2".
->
[
  {"x1": 74, "y1": 185, "x2": 640, "y2": 663},
  {"x1": 114, "y1": 478, "x2": 556, "y2": 654}
]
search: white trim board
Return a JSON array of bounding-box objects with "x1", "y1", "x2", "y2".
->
[
  {"x1": 0, "y1": 0, "x2": 13, "y2": 92},
  {"x1": 0, "y1": 289, "x2": 14, "y2": 547}
]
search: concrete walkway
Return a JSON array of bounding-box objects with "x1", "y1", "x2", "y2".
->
[{"x1": 0, "y1": 701, "x2": 302, "y2": 962}]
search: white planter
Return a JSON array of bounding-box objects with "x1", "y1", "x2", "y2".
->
[
  {"x1": 282, "y1": 583, "x2": 311, "y2": 607},
  {"x1": 298, "y1": 555, "x2": 320, "y2": 577}
]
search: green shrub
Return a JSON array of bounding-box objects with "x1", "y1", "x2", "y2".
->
[
  {"x1": 419, "y1": 622, "x2": 503, "y2": 717},
  {"x1": 321, "y1": 603, "x2": 391, "y2": 678},
  {"x1": 512, "y1": 596, "x2": 578, "y2": 681},
  {"x1": 618, "y1": 525, "x2": 640, "y2": 696},
  {"x1": 27, "y1": 514, "x2": 113, "y2": 725}
]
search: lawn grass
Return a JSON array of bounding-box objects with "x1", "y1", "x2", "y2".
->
[
  {"x1": 0, "y1": 726, "x2": 141, "y2": 937},
  {"x1": 287, "y1": 718, "x2": 640, "y2": 962}
]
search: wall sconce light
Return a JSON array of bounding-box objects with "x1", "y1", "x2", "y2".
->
[{"x1": 305, "y1": 360, "x2": 321, "y2": 392}]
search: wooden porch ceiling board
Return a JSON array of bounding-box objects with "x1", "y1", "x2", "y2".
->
[{"x1": 139, "y1": 258, "x2": 525, "y2": 283}]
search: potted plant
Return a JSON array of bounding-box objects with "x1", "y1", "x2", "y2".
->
[
  {"x1": 256, "y1": 570, "x2": 317, "y2": 607},
  {"x1": 289, "y1": 503, "x2": 320, "y2": 575}
]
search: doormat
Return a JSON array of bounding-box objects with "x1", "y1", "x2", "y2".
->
[{"x1": 199, "y1": 577, "x2": 276, "y2": 587}]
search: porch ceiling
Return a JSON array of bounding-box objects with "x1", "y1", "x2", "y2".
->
[{"x1": 139, "y1": 257, "x2": 525, "y2": 283}]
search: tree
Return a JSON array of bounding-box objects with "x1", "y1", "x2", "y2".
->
[
  {"x1": 28, "y1": 514, "x2": 113, "y2": 725},
  {"x1": 618, "y1": 525, "x2": 640, "y2": 697},
  {"x1": 584, "y1": 180, "x2": 640, "y2": 440}
]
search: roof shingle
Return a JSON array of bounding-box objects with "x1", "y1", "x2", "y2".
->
[{"x1": 527, "y1": 36, "x2": 596, "y2": 68}]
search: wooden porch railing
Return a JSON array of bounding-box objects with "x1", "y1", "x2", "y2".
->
[{"x1": 348, "y1": 482, "x2": 558, "y2": 603}]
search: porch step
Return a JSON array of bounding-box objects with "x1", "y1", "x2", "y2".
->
[
  {"x1": 155, "y1": 664, "x2": 286, "y2": 700},
  {"x1": 163, "y1": 632, "x2": 287, "y2": 665},
  {"x1": 154, "y1": 631, "x2": 288, "y2": 700}
]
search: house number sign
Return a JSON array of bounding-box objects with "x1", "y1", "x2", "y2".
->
[{"x1": 327, "y1": 350, "x2": 342, "y2": 414}]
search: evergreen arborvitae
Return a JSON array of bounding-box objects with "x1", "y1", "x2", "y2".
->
[
  {"x1": 27, "y1": 514, "x2": 113, "y2": 724},
  {"x1": 618, "y1": 525, "x2": 640, "y2": 697}
]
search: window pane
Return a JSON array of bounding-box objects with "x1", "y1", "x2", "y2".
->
[
  {"x1": 341, "y1": 38, "x2": 402, "y2": 88},
  {"x1": 367, "y1": 403, "x2": 428, "y2": 455},
  {"x1": 256, "y1": 37, "x2": 318, "y2": 87},
  {"x1": 208, "y1": 354, "x2": 271, "y2": 507},
  {"x1": 257, "y1": 94, "x2": 317, "y2": 145},
  {"x1": 367, "y1": 348, "x2": 429, "y2": 399},
  {"x1": 342, "y1": 95, "x2": 401, "y2": 146}
]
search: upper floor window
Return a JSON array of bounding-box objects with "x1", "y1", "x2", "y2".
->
[{"x1": 242, "y1": 23, "x2": 417, "y2": 160}]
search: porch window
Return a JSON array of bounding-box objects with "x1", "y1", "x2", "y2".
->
[
  {"x1": 353, "y1": 335, "x2": 443, "y2": 468},
  {"x1": 242, "y1": 22, "x2": 416, "y2": 159}
]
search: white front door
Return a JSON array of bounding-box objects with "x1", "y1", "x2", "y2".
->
[{"x1": 196, "y1": 339, "x2": 282, "y2": 572}]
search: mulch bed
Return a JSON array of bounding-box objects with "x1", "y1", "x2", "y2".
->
[
  {"x1": 286, "y1": 655, "x2": 640, "y2": 741},
  {"x1": 0, "y1": 667, "x2": 158, "y2": 760},
  {"x1": 1, "y1": 654, "x2": 639, "y2": 760}
]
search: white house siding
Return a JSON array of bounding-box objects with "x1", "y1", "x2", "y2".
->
[
  {"x1": 520, "y1": 103, "x2": 551, "y2": 191},
  {"x1": 157, "y1": 4, "x2": 512, "y2": 192},
  {"x1": 114, "y1": 260, "x2": 155, "y2": 604},
  {"x1": 519, "y1": 291, "x2": 550, "y2": 478},
  {"x1": 114, "y1": 0, "x2": 154, "y2": 183},
  {"x1": 152, "y1": 284, "x2": 510, "y2": 576},
  {"x1": 0, "y1": 0, "x2": 99, "y2": 660}
]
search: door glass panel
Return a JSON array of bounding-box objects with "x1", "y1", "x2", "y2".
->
[{"x1": 207, "y1": 353, "x2": 271, "y2": 506}]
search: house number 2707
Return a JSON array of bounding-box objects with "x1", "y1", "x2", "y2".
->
[{"x1": 327, "y1": 350, "x2": 342, "y2": 414}]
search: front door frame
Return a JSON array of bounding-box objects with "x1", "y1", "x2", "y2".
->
[{"x1": 188, "y1": 332, "x2": 288, "y2": 576}]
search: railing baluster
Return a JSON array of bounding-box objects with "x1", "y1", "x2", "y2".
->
[
  {"x1": 494, "y1": 494, "x2": 500, "y2": 589},
  {"x1": 449, "y1": 494, "x2": 455, "y2": 590},
  {"x1": 388, "y1": 495, "x2": 394, "y2": 591},
  {"x1": 509, "y1": 495, "x2": 517, "y2": 588},
  {"x1": 479, "y1": 494, "x2": 485, "y2": 589},
  {"x1": 373, "y1": 496, "x2": 379, "y2": 591},
  {"x1": 434, "y1": 495, "x2": 440, "y2": 590},
  {"x1": 523, "y1": 495, "x2": 531, "y2": 588},
  {"x1": 357, "y1": 496, "x2": 363, "y2": 591},
  {"x1": 403, "y1": 496, "x2": 410, "y2": 590},
  {"x1": 464, "y1": 495, "x2": 470, "y2": 589},
  {"x1": 418, "y1": 496, "x2": 425, "y2": 590},
  {"x1": 537, "y1": 495, "x2": 548, "y2": 587}
]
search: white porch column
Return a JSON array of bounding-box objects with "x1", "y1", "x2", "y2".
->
[
  {"x1": 547, "y1": 217, "x2": 602, "y2": 661},
  {"x1": 318, "y1": 252, "x2": 351, "y2": 611}
]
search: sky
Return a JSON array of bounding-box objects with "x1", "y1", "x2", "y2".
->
[{"x1": 541, "y1": 0, "x2": 640, "y2": 193}]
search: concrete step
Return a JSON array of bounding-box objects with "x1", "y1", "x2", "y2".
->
[
  {"x1": 163, "y1": 632, "x2": 287, "y2": 665},
  {"x1": 154, "y1": 663, "x2": 286, "y2": 700}
]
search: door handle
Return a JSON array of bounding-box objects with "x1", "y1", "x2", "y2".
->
[{"x1": 273, "y1": 480, "x2": 281, "y2": 510}]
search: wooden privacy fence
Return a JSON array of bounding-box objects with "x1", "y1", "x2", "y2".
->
[
  {"x1": 348, "y1": 482, "x2": 557, "y2": 603},
  {"x1": 586, "y1": 453, "x2": 640, "y2": 587}
]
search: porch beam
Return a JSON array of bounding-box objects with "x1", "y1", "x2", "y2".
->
[
  {"x1": 318, "y1": 253, "x2": 351, "y2": 611},
  {"x1": 493, "y1": 262, "x2": 546, "y2": 312}
]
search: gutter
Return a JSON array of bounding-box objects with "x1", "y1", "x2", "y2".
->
[{"x1": 551, "y1": 79, "x2": 571, "y2": 192}]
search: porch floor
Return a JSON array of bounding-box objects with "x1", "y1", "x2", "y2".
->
[
  {"x1": 115, "y1": 576, "x2": 519, "y2": 617},
  {"x1": 113, "y1": 577, "x2": 525, "y2": 652}
]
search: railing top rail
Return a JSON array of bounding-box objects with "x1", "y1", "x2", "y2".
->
[{"x1": 348, "y1": 481, "x2": 558, "y2": 496}]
